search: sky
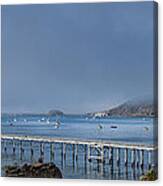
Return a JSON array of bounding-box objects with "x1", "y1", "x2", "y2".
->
[{"x1": 2, "y1": 2, "x2": 155, "y2": 114}]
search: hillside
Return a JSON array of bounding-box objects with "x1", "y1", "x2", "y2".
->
[{"x1": 91, "y1": 96, "x2": 157, "y2": 117}]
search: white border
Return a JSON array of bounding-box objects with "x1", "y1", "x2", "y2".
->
[{"x1": 0, "y1": 0, "x2": 162, "y2": 186}]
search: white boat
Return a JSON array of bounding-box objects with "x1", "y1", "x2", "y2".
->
[
  {"x1": 47, "y1": 119, "x2": 50, "y2": 124},
  {"x1": 97, "y1": 124, "x2": 103, "y2": 130},
  {"x1": 41, "y1": 117, "x2": 45, "y2": 121},
  {"x1": 54, "y1": 120, "x2": 61, "y2": 129}
]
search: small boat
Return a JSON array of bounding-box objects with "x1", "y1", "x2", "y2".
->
[
  {"x1": 54, "y1": 120, "x2": 61, "y2": 129},
  {"x1": 144, "y1": 127, "x2": 149, "y2": 131},
  {"x1": 41, "y1": 117, "x2": 45, "y2": 121},
  {"x1": 10, "y1": 123, "x2": 13, "y2": 126},
  {"x1": 110, "y1": 125, "x2": 117, "y2": 129},
  {"x1": 97, "y1": 124, "x2": 103, "y2": 130}
]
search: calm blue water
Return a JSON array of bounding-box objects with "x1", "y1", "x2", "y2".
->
[
  {"x1": 1, "y1": 115, "x2": 156, "y2": 144},
  {"x1": 1, "y1": 115, "x2": 157, "y2": 180}
]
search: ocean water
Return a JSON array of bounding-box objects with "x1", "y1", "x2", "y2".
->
[
  {"x1": 1, "y1": 115, "x2": 156, "y2": 144},
  {"x1": 1, "y1": 115, "x2": 157, "y2": 180}
]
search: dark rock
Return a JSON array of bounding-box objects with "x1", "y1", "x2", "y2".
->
[
  {"x1": 32, "y1": 163, "x2": 44, "y2": 169},
  {"x1": 140, "y1": 169, "x2": 157, "y2": 181},
  {"x1": 5, "y1": 162, "x2": 63, "y2": 178}
]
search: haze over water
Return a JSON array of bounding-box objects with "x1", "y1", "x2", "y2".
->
[
  {"x1": 2, "y1": 2, "x2": 154, "y2": 114},
  {"x1": 1, "y1": 2, "x2": 157, "y2": 180}
]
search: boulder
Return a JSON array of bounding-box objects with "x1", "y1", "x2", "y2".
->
[{"x1": 5, "y1": 162, "x2": 62, "y2": 178}]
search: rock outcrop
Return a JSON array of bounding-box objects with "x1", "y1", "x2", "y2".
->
[
  {"x1": 5, "y1": 162, "x2": 63, "y2": 178},
  {"x1": 48, "y1": 110, "x2": 64, "y2": 116},
  {"x1": 140, "y1": 169, "x2": 157, "y2": 181}
]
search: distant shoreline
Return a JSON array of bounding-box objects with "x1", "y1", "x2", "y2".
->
[{"x1": 1, "y1": 113, "x2": 157, "y2": 118}]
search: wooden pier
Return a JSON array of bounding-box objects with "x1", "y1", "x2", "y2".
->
[{"x1": 1, "y1": 134, "x2": 158, "y2": 178}]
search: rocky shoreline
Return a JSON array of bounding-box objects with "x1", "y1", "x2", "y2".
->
[{"x1": 5, "y1": 162, "x2": 63, "y2": 178}]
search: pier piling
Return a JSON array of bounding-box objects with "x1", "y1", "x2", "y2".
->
[
  {"x1": 148, "y1": 150, "x2": 152, "y2": 169},
  {"x1": 109, "y1": 147, "x2": 113, "y2": 165},
  {"x1": 124, "y1": 148, "x2": 128, "y2": 166},
  {"x1": 116, "y1": 148, "x2": 120, "y2": 166},
  {"x1": 72, "y1": 144, "x2": 75, "y2": 169},
  {"x1": 20, "y1": 141, "x2": 24, "y2": 154},
  {"x1": 75, "y1": 144, "x2": 78, "y2": 162},
  {"x1": 30, "y1": 141, "x2": 34, "y2": 159},
  {"x1": 131, "y1": 149, "x2": 136, "y2": 168},
  {"x1": 50, "y1": 143, "x2": 54, "y2": 161},
  {"x1": 1, "y1": 134, "x2": 157, "y2": 179},
  {"x1": 140, "y1": 149, "x2": 144, "y2": 171},
  {"x1": 40, "y1": 143, "x2": 44, "y2": 160},
  {"x1": 13, "y1": 141, "x2": 16, "y2": 154}
]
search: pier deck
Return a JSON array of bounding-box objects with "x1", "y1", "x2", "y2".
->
[
  {"x1": 1, "y1": 134, "x2": 157, "y2": 151},
  {"x1": 1, "y1": 134, "x2": 158, "y2": 179}
]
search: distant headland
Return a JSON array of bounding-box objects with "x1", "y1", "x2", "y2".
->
[
  {"x1": 2, "y1": 97, "x2": 157, "y2": 118},
  {"x1": 87, "y1": 97, "x2": 157, "y2": 118}
]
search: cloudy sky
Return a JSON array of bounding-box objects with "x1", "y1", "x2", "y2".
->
[{"x1": 2, "y1": 2, "x2": 155, "y2": 113}]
